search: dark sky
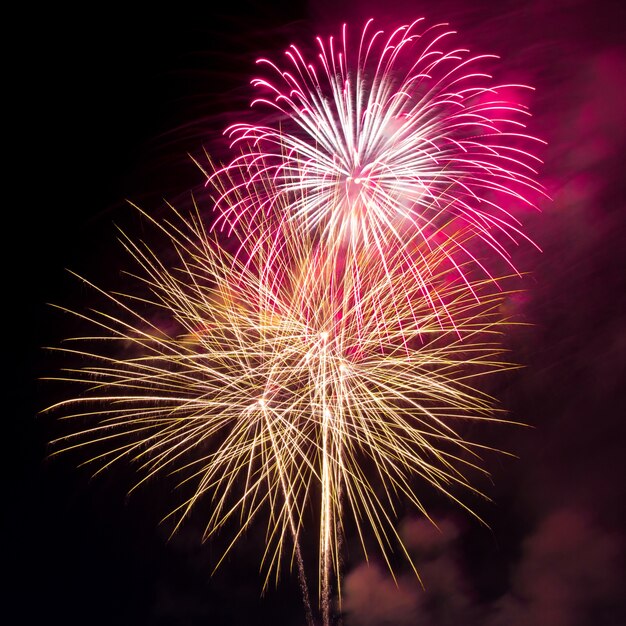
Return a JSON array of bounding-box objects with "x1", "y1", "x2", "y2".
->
[{"x1": 13, "y1": 1, "x2": 625, "y2": 625}]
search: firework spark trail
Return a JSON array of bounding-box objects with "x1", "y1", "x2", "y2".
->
[
  {"x1": 210, "y1": 19, "x2": 544, "y2": 303},
  {"x1": 47, "y1": 200, "x2": 520, "y2": 623}
]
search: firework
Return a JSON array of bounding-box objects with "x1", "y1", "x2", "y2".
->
[
  {"x1": 211, "y1": 19, "x2": 544, "y2": 293},
  {"x1": 46, "y1": 17, "x2": 544, "y2": 626},
  {"x1": 47, "y1": 202, "x2": 516, "y2": 613}
]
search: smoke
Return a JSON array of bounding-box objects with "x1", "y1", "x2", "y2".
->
[
  {"x1": 343, "y1": 510, "x2": 625, "y2": 626},
  {"x1": 342, "y1": 564, "x2": 420, "y2": 626},
  {"x1": 343, "y1": 518, "x2": 476, "y2": 626},
  {"x1": 486, "y1": 510, "x2": 624, "y2": 626}
]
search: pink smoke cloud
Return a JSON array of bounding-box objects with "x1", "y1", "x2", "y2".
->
[
  {"x1": 486, "y1": 509, "x2": 624, "y2": 626},
  {"x1": 345, "y1": 510, "x2": 624, "y2": 625},
  {"x1": 342, "y1": 563, "x2": 420, "y2": 625},
  {"x1": 344, "y1": 517, "x2": 475, "y2": 625}
]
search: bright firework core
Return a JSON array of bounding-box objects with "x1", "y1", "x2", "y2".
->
[{"x1": 345, "y1": 171, "x2": 367, "y2": 201}]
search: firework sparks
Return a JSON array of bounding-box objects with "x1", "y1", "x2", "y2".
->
[
  {"x1": 212, "y1": 19, "x2": 544, "y2": 292},
  {"x1": 47, "y1": 202, "x2": 517, "y2": 614}
]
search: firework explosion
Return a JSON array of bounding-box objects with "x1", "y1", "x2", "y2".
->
[
  {"x1": 212, "y1": 19, "x2": 544, "y2": 294},
  {"x1": 47, "y1": 18, "x2": 542, "y2": 626}
]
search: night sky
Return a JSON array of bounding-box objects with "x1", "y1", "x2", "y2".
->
[{"x1": 13, "y1": 1, "x2": 626, "y2": 624}]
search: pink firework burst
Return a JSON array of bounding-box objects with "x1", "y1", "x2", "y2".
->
[{"x1": 211, "y1": 18, "x2": 544, "y2": 290}]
